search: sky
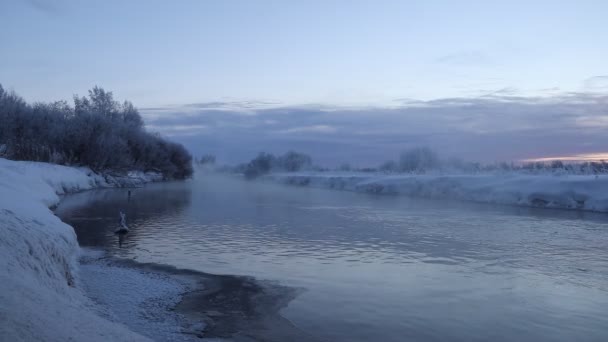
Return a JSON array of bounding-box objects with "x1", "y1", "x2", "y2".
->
[{"x1": 1, "y1": 0, "x2": 607, "y2": 166}]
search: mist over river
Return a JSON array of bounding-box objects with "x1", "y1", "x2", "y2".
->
[{"x1": 55, "y1": 173, "x2": 608, "y2": 342}]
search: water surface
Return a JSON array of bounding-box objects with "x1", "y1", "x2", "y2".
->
[{"x1": 55, "y1": 174, "x2": 608, "y2": 342}]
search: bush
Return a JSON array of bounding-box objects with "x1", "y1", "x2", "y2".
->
[
  {"x1": 242, "y1": 150, "x2": 312, "y2": 179},
  {"x1": 379, "y1": 160, "x2": 398, "y2": 172},
  {"x1": 279, "y1": 151, "x2": 312, "y2": 172},
  {"x1": 0, "y1": 84, "x2": 192, "y2": 179},
  {"x1": 198, "y1": 154, "x2": 216, "y2": 165},
  {"x1": 244, "y1": 152, "x2": 276, "y2": 179},
  {"x1": 398, "y1": 147, "x2": 439, "y2": 172}
]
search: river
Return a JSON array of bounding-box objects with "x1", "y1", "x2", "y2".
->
[{"x1": 55, "y1": 173, "x2": 608, "y2": 342}]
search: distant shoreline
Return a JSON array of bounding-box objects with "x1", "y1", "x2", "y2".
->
[{"x1": 265, "y1": 172, "x2": 608, "y2": 213}]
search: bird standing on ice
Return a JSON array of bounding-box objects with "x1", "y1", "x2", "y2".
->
[{"x1": 115, "y1": 211, "x2": 129, "y2": 234}]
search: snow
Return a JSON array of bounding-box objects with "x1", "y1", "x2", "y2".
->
[
  {"x1": 266, "y1": 172, "x2": 608, "y2": 212},
  {"x1": 0, "y1": 158, "x2": 151, "y2": 341},
  {"x1": 77, "y1": 250, "x2": 203, "y2": 342}
]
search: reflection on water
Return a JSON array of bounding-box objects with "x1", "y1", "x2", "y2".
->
[
  {"x1": 55, "y1": 174, "x2": 608, "y2": 342},
  {"x1": 56, "y1": 182, "x2": 192, "y2": 253}
]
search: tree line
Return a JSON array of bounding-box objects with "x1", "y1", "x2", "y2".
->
[
  {"x1": 0, "y1": 84, "x2": 192, "y2": 179},
  {"x1": 231, "y1": 151, "x2": 313, "y2": 179},
  {"x1": 375, "y1": 147, "x2": 608, "y2": 175},
  {"x1": 225, "y1": 147, "x2": 608, "y2": 178}
]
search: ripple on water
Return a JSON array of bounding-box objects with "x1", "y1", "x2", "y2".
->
[{"x1": 56, "y1": 177, "x2": 608, "y2": 342}]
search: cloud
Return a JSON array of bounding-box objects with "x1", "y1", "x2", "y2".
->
[
  {"x1": 523, "y1": 153, "x2": 608, "y2": 163},
  {"x1": 583, "y1": 76, "x2": 608, "y2": 91},
  {"x1": 146, "y1": 124, "x2": 207, "y2": 137},
  {"x1": 142, "y1": 92, "x2": 608, "y2": 166},
  {"x1": 435, "y1": 51, "x2": 494, "y2": 67},
  {"x1": 142, "y1": 100, "x2": 282, "y2": 114},
  {"x1": 279, "y1": 125, "x2": 336, "y2": 134},
  {"x1": 24, "y1": 0, "x2": 62, "y2": 14},
  {"x1": 480, "y1": 87, "x2": 520, "y2": 97}
]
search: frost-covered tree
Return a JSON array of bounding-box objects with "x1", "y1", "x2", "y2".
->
[
  {"x1": 398, "y1": 147, "x2": 439, "y2": 172},
  {"x1": 338, "y1": 163, "x2": 352, "y2": 171},
  {"x1": 550, "y1": 160, "x2": 564, "y2": 169},
  {"x1": 242, "y1": 150, "x2": 313, "y2": 179},
  {"x1": 379, "y1": 160, "x2": 398, "y2": 172},
  {"x1": 198, "y1": 154, "x2": 216, "y2": 165},
  {"x1": 278, "y1": 151, "x2": 312, "y2": 172},
  {"x1": 0, "y1": 84, "x2": 192, "y2": 179},
  {"x1": 244, "y1": 152, "x2": 276, "y2": 179}
]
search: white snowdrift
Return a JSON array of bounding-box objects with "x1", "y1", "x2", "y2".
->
[
  {"x1": 0, "y1": 158, "x2": 149, "y2": 341},
  {"x1": 266, "y1": 172, "x2": 608, "y2": 212}
]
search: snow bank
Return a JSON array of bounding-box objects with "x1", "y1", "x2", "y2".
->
[
  {"x1": 0, "y1": 158, "x2": 149, "y2": 341},
  {"x1": 266, "y1": 172, "x2": 608, "y2": 212}
]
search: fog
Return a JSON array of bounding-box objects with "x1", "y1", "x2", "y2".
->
[{"x1": 55, "y1": 169, "x2": 608, "y2": 342}]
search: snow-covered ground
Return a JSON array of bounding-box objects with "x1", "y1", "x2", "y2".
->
[
  {"x1": 77, "y1": 250, "x2": 207, "y2": 342},
  {"x1": 266, "y1": 172, "x2": 608, "y2": 212},
  {"x1": 0, "y1": 158, "x2": 157, "y2": 341}
]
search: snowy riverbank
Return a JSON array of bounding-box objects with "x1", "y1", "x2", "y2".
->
[
  {"x1": 265, "y1": 172, "x2": 608, "y2": 213},
  {"x1": 0, "y1": 158, "x2": 161, "y2": 341},
  {"x1": 0, "y1": 158, "x2": 306, "y2": 341}
]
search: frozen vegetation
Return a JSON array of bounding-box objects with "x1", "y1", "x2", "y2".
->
[
  {"x1": 0, "y1": 84, "x2": 192, "y2": 179},
  {"x1": 228, "y1": 147, "x2": 608, "y2": 212},
  {"x1": 266, "y1": 171, "x2": 608, "y2": 213},
  {"x1": 0, "y1": 157, "x2": 156, "y2": 341},
  {"x1": 231, "y1": 151, "x2": 313, "y2": 179}
]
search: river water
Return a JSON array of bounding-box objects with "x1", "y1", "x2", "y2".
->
[{"x1": 55, "y1": 174, "x2": 608, "y2": 342}]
